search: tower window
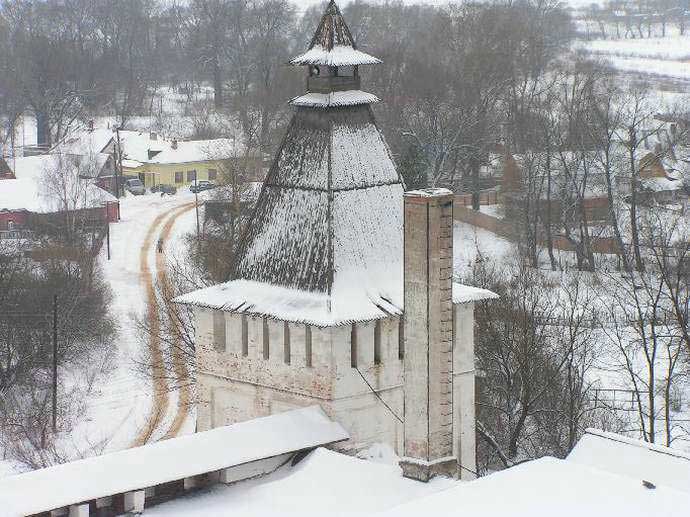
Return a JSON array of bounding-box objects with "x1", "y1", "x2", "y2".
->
[
  {"x1": 350, "y1": 323, "x2": 358, "y2": 368},
  {"x1": 398, "y1": 316, "x2": 404, "y2": 360},
  {"x1": 305, "y1": 325, "x2": 313, "y2": 367},
  {"x1": 213, "y1": 311, "x2": 226, "y2": 352},
  {"x1": 241, "y1": 315, "x2": 248, "y2": 356},
  {"x1": 374, "y1": 320, "x2": 382, "y2": 365},
  {"x1": 263, "y1": 318, "x2": 270, "y2": 360},
  {"x1": 338, "y1": 65, "x2": 355, "y2": 77},
  {"x1": 284, "y1": 321, "x2": 291, "y2": 364}
]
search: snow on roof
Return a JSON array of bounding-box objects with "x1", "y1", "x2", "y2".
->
[
  {"x1": 175, "y1": 277, "x2": 401, "y2": 327},
  {"x1": 0, "y1": 406, "x2": 348, "y2": 517},
  {"x1": 567, "y1": 428, "x2": 690, "y2": 494},
  {"x1": 381, "y1": 456, "x2": 690, "y2": 517},
  {"x1": 182, "y1": 103, "x2": 406, "y2": 326},
  {"x1": 118, "y1": 129, "x2": 166, "y2": 165},
  {"x1": 291, "y1": 90, "x2": 380, "y2": 108},
  {"x1": 148, "y1": 138, "x2": 244, "y2": 165},
  {"x1": 290, "y1": 1, "x2": 381, "y2": 67},
  {"x1": 139, "y1": 447, "x2": 450, "y2": 517},
  {"x1": 53, "y1": 128, "x2": 115, "y2": 157},
  {"x1": 640, "y1": 176, "x2": 683, "y2": 192},
  {"x1": 1, "y1": 155, "x2": 116, "y2": 213},
  {"x1": 452, "y1": 283, "x2": 499, "y2": 304},
  {"x1": 291, "y1": 45, "x2": 381, "y2": 66}
]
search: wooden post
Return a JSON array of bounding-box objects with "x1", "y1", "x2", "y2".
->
[{"x1": 123, "y1": 490, "x2": 145, "y2": 513}]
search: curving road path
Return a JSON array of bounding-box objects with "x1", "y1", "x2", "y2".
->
[{"x1": 132, "y1": 202, "x2": 195, "y2": 447}]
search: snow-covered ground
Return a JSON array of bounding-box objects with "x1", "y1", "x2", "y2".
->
[
  {"x1": 574, "y1": 28, "x2": 690, "y2": 94},
  {"x1": 53, "y1": 191, "x2": 198, "y2": 461}
]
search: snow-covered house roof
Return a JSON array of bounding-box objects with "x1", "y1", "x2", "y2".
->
[
  {"x1": 567, "y1": 428, "x2": 690, "y2": 494},
  {"x1": 53, "y1": 127, "x2": 116, "y2": 157},
  {"x1": 290, "y1": 0, "x2": 380, "y2": 67},
  {"x1": 148, "y1": 138, "x2": 243, "y2": 165},
  {"x1": 118, "y1": 130, "x2": 166, "y2": 167},
  {"x1": 0, "y1": 406, "x2": 348, "y2": 517}
]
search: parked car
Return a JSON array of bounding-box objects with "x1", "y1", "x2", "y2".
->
[
  {"x1": 151, "y1": 184, "x2": 177, "y2": 196},
  {"x1": 124, "y1": 178, "x2": 145, "y2": 196},
  {"x1": 189, "y1": 180, "x2": 216, "y2": 193}
]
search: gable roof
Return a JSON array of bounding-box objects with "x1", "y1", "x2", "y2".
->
[
  {"x1": 148, "y1": 138, "x2": 243, "y2": 165},
  {"x1": 290, "y1": 0, "x2": 380, "y2": 66}
]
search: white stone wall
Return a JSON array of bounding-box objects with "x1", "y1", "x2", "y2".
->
[
  {"x1": 453, "y1": 302, "x2": 477, "y2": 480},
  {"x1": 195, "y1": 308, "x2": 404, "y2": 453}
]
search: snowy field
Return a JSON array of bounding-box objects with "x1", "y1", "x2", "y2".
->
[{"x1": 574, "y1": 25, "x2": 690, "y2": 93}]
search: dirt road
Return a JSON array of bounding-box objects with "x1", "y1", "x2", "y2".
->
[{"x1": 132, "y1": 202, "x2": 195, "y2": 447}]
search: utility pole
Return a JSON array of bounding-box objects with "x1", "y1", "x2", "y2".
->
[
  {"x1": 106, "y1": 222, "x2": 111, "y2": 260},
  {"x1": 115, "y1": 128, "x2": 123, "y2": 221},
  {"x1": 52, "y1": 294, "x2": 58, "y2": 433},
  {"x1": 194, "y1": 174, "x2": 200, "y2": 242}
]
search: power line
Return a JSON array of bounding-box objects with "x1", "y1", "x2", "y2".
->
[{"x1": 354, "y1": 367, "x2": 403, "y2": 424}]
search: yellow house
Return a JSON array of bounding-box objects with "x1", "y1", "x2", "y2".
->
[{"x1": 118, "y1": 132, "x2": 263, "y2": 189}]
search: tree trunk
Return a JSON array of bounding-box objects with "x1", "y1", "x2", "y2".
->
[{"x1": 212, "y1": 54, "x2": 223, "y2": 109}]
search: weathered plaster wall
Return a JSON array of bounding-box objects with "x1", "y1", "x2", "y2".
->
[{"x1": 195, "y1": 307, "x2": 405, "y2": 452}]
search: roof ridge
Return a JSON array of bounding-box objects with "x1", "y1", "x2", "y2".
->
[{"x1": 584, "y1": 428, "x2": 690, "y2": 461}]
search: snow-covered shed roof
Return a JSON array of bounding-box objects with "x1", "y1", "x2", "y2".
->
[
  {"x1": 567, "y1": 428, "x2": 690, "y2": 494},
  {"x1": 290, "y1": 1, "x2": 380, "y2": 67},
  {"x1": 381, "y1": 455, "x2": 690, "y2": 517},
  {"x1": 78, "y1": 429, "x2": 690, "y2": 517},
  {"x1": 0, "y1": 406, "x2": 348, "y2": 517},
  {"x1": 1, "y1": 154, "x2": 116, "y2": 214},
  {"x1": 133, "y1": 447, "x2": 450, "y2": 517}
]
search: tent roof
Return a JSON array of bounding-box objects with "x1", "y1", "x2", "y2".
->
[{"x1": 290, "y1": 1, "x2": 380, "y2": 66}]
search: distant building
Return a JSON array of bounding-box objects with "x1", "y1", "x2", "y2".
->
[
  {"x1": 0, "y1": 154, "x2": 118, "y2": 240},
  {"x1": 117, "y1": 131, "x2": 264, "y2": 189}
]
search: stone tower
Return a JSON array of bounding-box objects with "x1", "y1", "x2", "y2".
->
[{"x1": 176, "y1": 1, "x2": 496, "y2": 482}]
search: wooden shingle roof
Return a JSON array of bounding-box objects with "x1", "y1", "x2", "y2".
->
[{"x1": 290, "y1": 0, "x2": 380, "y2": 66}]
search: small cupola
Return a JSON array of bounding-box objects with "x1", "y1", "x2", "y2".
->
[{"x1": 290, "y1": 0, "x2": 381, "y2": 107}]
